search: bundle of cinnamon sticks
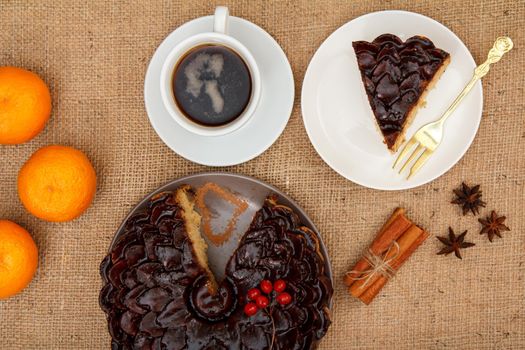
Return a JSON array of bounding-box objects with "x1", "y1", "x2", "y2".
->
[{"x1": 344, "y1": 208, "x2": 429, "y2": 305}]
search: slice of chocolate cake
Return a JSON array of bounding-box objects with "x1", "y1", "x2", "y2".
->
[
  {"x1": 353, "y1": 34, "x2": 450, "y2": 151},
  {"x1": 99, "y1": 186, "x2": 332, "y2": 350}
]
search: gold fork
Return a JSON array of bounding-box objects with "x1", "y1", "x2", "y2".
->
[{"x1": 393, "y1": 36, "x2": 513, "y2": 179}]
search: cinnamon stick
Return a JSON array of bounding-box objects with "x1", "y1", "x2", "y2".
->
[
  {"x1": 377, "y1": 207, "x2": 405, "y2": 236},
  {"x1": 344, "y1": 208, "x2": 411, "y2": 286},
  {"x1": 359, "y1": 229, "x2": 430, "y2": 305},
  {"x1": 349, "y1": 224, "x2": 424, "y2": 298}
]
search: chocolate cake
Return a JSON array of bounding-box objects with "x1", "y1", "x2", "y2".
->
[
  {"x1": 353, "y1": 34, "x2": 450, "y2": 151},
  {"x1": 99, "y1": 185, "x2": 332, "y2": 349}
]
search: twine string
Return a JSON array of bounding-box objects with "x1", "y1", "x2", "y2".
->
[{"x1": 347, "y1": 241, "x2": 400, "y2": 289}]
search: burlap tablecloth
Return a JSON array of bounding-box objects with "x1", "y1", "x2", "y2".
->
[{"x1": 1, "y1": 0, "x2": 524, "y2": 349}]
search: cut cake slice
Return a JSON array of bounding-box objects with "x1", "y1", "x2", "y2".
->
[{"x1": 352, "y1": 34, "x2": 450, "y2": 151}]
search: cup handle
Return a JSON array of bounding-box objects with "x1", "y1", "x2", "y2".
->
[{"x1": 213, "y1": 6, "x2": 229, "y2": 34}]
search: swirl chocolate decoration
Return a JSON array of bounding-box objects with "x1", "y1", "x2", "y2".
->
[{"x1": 99, "y1": 187, "x2": 332, "y2": 349}]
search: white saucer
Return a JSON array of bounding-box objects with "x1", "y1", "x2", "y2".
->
[
  {"x1": 145, "y1": 16, "x2": 294, "y2": 166},
  {"x1": 302, "y1": 11, "x2": 482, "y2": 190}
]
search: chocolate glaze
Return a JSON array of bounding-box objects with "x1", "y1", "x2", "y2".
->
[
  {"x1": 189, "y1": 275, "x2": 237, "y2": 322},
  {"x1": 100, "y1": 191, "x2": 332, "y2": 349},
  {"x1": 352, "y1": 34, "x2": 450, "y2": 149}
]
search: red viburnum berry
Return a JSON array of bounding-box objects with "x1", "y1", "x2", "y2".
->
[
  {"x1": 255, "y1": 295, "x2": 269, "y2": 309},
  {"x1": 247, "y1": 288, "x2": 260, "y2": 301},
  {"x1": 244, "y1": 303, "x2": 258, "y2": 316},
  {"x1": 276, "y1": 292, "x2": 292, "y2": 306},
  {"x1": 260, "y1": 280, "x2": 273, "y2": 294},
  {"x1": 274, "y1": 279, "x2": 286, "y2": 293}
]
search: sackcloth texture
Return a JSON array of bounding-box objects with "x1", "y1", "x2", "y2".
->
[{"x1": 0, "y1": 1, "x2": 523, "y2": 349}]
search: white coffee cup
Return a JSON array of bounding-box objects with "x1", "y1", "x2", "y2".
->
[{"x1": 160, "y1": 6, "x2": 261, "y2": 137}]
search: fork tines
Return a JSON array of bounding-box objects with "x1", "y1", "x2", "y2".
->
[{"x1": 392, "y1": 139, "x2": 433, "y2": 179}]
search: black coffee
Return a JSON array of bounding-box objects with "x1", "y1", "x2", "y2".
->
[{"x1": 172, "y1": 44, "x2": 252, "y2": 127}]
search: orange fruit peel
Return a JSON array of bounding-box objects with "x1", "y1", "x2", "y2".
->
[
  {"x1": 18, "y1": 145, "x2": 97, "y2": 222},
  {"x1": 0, "y1": 220, "x2": 38, "y2": 299},
  {"x1": 0, "y1": 66, "x2": 52, "y2": 144}
]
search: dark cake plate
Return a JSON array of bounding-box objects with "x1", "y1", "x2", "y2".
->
[{"x1": 108, "y1": 172, "x2": 333, "y2": 295}]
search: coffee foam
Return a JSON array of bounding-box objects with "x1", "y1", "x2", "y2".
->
[{"x1": 184, "y1": 53, "x2": 225, "y2": 114}]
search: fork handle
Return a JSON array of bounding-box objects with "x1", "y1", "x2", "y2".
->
[{"x1": 437, "y1": 37, "x2": 513, "y2": 125}]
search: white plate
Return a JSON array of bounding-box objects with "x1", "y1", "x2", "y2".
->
[
  {"x1": 145, "y1": 16, "x2": 294, "y2": 166},
  {"x1": 302, "y1": 10, "x2": 482, "y2": 190}
]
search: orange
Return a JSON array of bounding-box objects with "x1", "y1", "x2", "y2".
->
[
  {"x1": 18, "y1": 145, "x2": 97, "y2": 222},
  {"x1": 0, "y1": 220, "x2": 38, "y2": 299},
  {"x1": 0, "y1": 66, "x2": 52, "y2": 144}
]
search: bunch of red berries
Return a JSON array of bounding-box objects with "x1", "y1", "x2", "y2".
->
[{"x1": 244, "y1": 279, "x2": 292, "y2": 316}]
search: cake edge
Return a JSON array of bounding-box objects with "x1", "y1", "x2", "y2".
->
[{"x1": 175, "y1": 185, "x2": 218, "y2": 292}]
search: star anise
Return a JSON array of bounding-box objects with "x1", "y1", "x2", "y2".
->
[
  {"x1": 451, "y1": 182, "x2": 486, "y2": 215},
  {"x1": 437, "y1": 227, "x2": 475, "y2": 259},
  {"x1": 478, "y1": 210, "x2": 510, "y2": 242}
]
